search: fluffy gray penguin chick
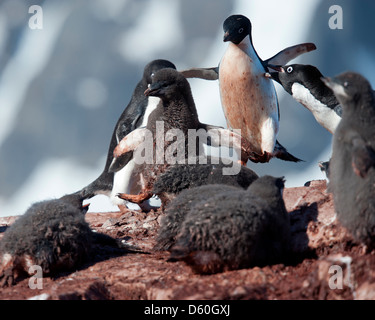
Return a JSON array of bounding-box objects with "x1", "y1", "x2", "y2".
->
[
  {"x1": 0, "y1": 193, "x2": 131, "y2": 286},
  {"x1": 152, "y1": 160, "x2": 258, "y2": 208},
  {"x1": 168, "y1": 176, "x2": 290, "y2": 274},
  {"x1": 323, "y1": 72, "x2": 375, "y2": 249},
  {"x1": 154, "y1": 184, "x2": 240, "y2": 252}
]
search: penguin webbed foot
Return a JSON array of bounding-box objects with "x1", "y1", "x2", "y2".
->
[{"x1": 116, "y1": 191, "x2": 153, "y2": 205}]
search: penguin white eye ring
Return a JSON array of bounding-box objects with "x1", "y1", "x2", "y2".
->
[
  {"x1": 287, "y1": 66, "x2": 294, "y2": 73},
  {"x1": 344, "y1": 81, "x2": 349, "y2": 88},
  {"x1": 238, "y1": 28, "x2": 244, "y2": 34}
]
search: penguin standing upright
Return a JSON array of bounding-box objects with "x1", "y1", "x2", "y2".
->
[
  {"x1": 219, "y1": 15, "x2": 305, "y2": 163},
  {"x1": 322, "y1": 72, "x2": 375, "y2": 249},
  {"x1": 182, "y1": 14, "x2": 316, "y2": 163},
  {"x1": 79, "y1": 60, "x2": 176, "y2": 211}
]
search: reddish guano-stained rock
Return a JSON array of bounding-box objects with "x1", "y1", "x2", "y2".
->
[{"x1": 0, "y1": 180, "x2": 375, "y2": 300}]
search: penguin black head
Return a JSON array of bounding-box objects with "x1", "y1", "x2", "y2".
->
[
  {"x1": 269, "y1": 64, "x2": 324, "y2": 95},
  {"x1": 247, "y1": 175, "x2": 285, "y2": 200},
  {"x1": 322, "y1": 72, "x2": 375, "y2": 109},
  {"x1": 144, "y1": 68, "x2": 189, "y2": 101},
  {"x1": 59, "y1": 193, "x2": 90, "y2": 215},
  {"x1": 223, "y1": 15, "x2": 251, "y2": 44},
  {"x1": 143, "y1": 59, "x2": 176, "y2": 86}
]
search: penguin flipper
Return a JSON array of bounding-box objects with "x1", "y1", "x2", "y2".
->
[
  {"x1": 204, "y1": 128, "x2": 259, "y2": 163},
  {"x1": 179, "y1": 67, "x2": 219, "y2": 80},
  {"x1": 273, "y1": 140, "x2": 304, "y2": 162},
  {"x1": 199, "y1": 122, "x2": 224, "y2": 131},
  {"x1": 113, "y1": 127, "x2": 148, "y2": 158},
  {"x1": 108, "y1": 151, "x2": 133, "y2": 173},
  {"x1": 264, "y1": 43, "x2": 317, "y2": 69}
]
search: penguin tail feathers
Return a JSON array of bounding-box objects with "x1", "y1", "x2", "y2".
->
[{"x1": 274, "y1": 140, "x2": 304, "y2": 163}]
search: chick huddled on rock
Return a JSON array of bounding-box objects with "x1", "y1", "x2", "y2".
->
[{"x1": 155, "y1": 175, "x2": 291, "y2": 274}]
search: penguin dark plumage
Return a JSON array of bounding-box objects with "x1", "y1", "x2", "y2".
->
[
  {"x1": 111, "y1": 68, "x2": 254, "y2": 207},
  {"x1": 152, "y1": 159, "x2": 259, "y2": 207},
  {"x1": 167, "y1": 176, "x2": 290, "y2": 274},
  {"x1": 268, "y1": 64, "x2": 342, "y2": 134},
  {"x1": 154, "y1": 184, "x2": 240, "y2": 252},
  {"x1": 79, "y1": 60, "x2": 176, "y2": 210},
  {"x1": 181, "y1": 14, "x2": 316, "y2": 164},
  {"x1": 0, "y1": 193, "x2": 132, "y2": 287},
  {"x1": 323, "y1": 72, "x2": 375, "y2": 249}
]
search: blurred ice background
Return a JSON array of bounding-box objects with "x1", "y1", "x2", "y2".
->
[{"x1": 1, "y1": 0, "x2": 374, "y2": 216}]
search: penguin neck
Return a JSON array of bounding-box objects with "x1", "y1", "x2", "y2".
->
[
  {"x1": 291, "y1": 83, "x2": 341, "y2": 133},
  {"x1": 236, "y1": 35, "x2": 263, "y2": 68}
]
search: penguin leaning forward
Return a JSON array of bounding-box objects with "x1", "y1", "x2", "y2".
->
[
  {"x1": 79, "y1": 60, "x2": 177, "y2": 211},
  {"x1": 267, "y1": 64, "x2": 342, "y2": 134},
  {"x1": 110, "y1": 68, "x2": 255, "y2": 208},
  {"x1": 267, "y1": 63, "x2": 342, "y2": 177},
  {"x1": 181, "y1": 14, "x2": 316, "y2": 163},
  {"x1": 322, "y1": 72, "x2": 375, "y2": 249}
]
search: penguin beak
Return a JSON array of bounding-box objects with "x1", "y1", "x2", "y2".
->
[
  {"x1": 82, "y1": 202, "x2": 90, "y2": 214},
  {"x1": 268, "y1": 64, "x2": 285, "y2": 73},
  {"x1": 144, "y1": 82, "x2": 163, "y2": 97},
  {"x1": 223, "y1": 31, "x2": 230, "y2": 42},
  {"x1": 265, "y1": 65, "x2": 285, "y2": 84},
  {"x1": 268, "y1": 72, "x2": 280, "y2": 84},
  {"x1": 321, "y1": 77, "x2": 349, "y2": 99}
]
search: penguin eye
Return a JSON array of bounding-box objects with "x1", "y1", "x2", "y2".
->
[
  {"x1": 286, "y1": 66, "x2": 293, "y2": 73},
  {"x1": 238, "y1": 28, "x2": 244, "y2": 34},
  {"x1": 151, "y1": 73, "x2": 155, "y2": 78},
  {"x1": 344, "y1": 81, "x2": 349, "y2": 88}
]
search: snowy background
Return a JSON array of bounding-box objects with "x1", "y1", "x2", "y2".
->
[{"x1": 1, "y1": 0, "x2": 374, "y2": 217}]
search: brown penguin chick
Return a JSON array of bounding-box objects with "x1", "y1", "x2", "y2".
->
[
  {"x1": 167, "y1": 176, "x2": 290, "y2": 274},
  {"x1": 152, "y1": 158, "x2": 258, "y2": 208},
  {"x1": 153, "y1": 184, "x2": 240, "y2": 252},
  {"x1": 110, "y1": 68, "x2": 257, "y2": 207},
  {"x1": 0, "y1": 193, "x2": 133, "y2": 287},
  {"x1": 323, "y1": 72, "x2": 375, "y2": 249}
]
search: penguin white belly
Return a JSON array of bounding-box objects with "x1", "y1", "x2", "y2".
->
[
  {"x1": 111, "y1": 97, "x2": 161, "y2": 205},
  {"x1": 219, "y1": 38, "x2": 279, "y2": 155},
  {"x1": 141, "y1": 96, "x2": 160, "y2": 127},
  {"x1": 110, "y1": 159, "x2": 137, "y2": 205},
  {"x1": 292, "y1": 83, "x2": 341, "y2": 134}
]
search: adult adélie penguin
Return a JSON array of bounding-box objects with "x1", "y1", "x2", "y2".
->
[
  {"x1": 182, "y1": 14, "x2": 316, "y2": 163},
  {"x1": 267, "y1": 64, "x2": 342, "y2": 134},
  {"x1": 78, "y1": 60, "x2": 176, "y2": 211}
]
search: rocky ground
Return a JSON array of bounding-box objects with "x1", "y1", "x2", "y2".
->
[{"x1": 0, "y1": 180, "x2": 374, "y2": 300}]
